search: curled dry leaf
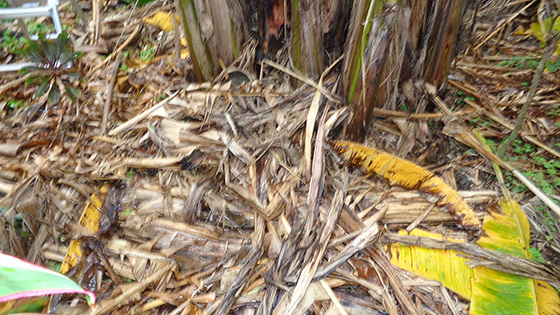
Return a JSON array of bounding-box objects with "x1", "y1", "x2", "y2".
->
[
  {"x1": 332, "y1": 141, "x2": 481, "y2": 229},
  {"x1": 60, "y1": 181, "x2": 126, "y2": 275}
]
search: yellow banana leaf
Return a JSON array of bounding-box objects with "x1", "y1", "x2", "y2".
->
[
  {"x1": 529, "y1": 18, "x2": 560, "y2": 55},
  {"x1": 60, "y1": 185, "x2": 109, "y2": 274},
  {"x1": 142, "y1": 11, "x2": 178, "y2": 32},
  {"x1": 469, "y1": 129, "x2": 560, "y2": 314},
  {"x1": 470, "y1": 197, "x2": 560, "y2": 315},
  {"x1": 389, "y1": 229, "x2": 473, "y2": 299},
  {"x1": 388, "y1": 197, "x2": 560, "y2": 314},
  {"x1": 333, "y1": 141, "x2": 480, "y2": 228},
  {"x1": 138, "y1": 10, "x2": 191, "y2": 60}
]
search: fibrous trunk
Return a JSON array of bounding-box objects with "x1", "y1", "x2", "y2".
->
[
  {"x1": 175, "y1": 0, "x2": 250, "y2": 81},
  {"x1": 344, "y1": 0, "x2": 468, "y2": 142}
]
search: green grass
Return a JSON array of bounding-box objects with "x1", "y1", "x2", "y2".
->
[
  {"x1": 1, "y1": 20, "x2": 56, "y2": 55},
  {"x1": 536, "y1": 205, "x2": 559, "y2": 234},
  {"x1": 3, "y1": 97, "x2": 26, "y2": 112},
  {"x1": 119, "y1": 51, "x2": 130, "y2": 71},
  {"x1": 512, "y1": 139, "x2": 536, "y2": 155},
  {"x1": 469, "y1": 117, "x2": 492, "y2": 128},
  {"x1": 528, "y1": 247, "x2": 546, "y2": 263},
  {"x1": 47, "y1": 261, "x2": 61, "y2": 273},
  {"x1": 497, "y1": 56, "x2": 540, "y2": 69},
  {"x1": 523, "y1": 171, "x2": 555, "y2": 194},
  {"x1": 546, "y1": 60, "x2": 560, "y2": 72},
  {"x1": 27, "y1": 21, "x2": 54, "y2": 35},
  {"x1": 455, "y1": 91, "x2": 476, "y2": 106},
  {"x1": 495, "y1": 56, "x2": 560, "y2": 73},
  {"x1": 140, "y1": 44, "x2": 156, "y2": 62},
  {"x1": 1, "y1": 31, "x2": 27, "y2": 54},
  {"x1": 485, "y1": 139, "x2": 497, "y2": 152},
  {"x1": 547, "y1": 105, "x2": 560, "y2": 117},
  {"x1": 504, "y1": 140, "x2": 560, "y2": 194},
  {"x1": 532, "y1": 156, "x2": 560, "y2": 175}
]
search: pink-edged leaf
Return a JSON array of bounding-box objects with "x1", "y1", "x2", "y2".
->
[{"x1": 0, "y1": 253, "x2": 95, "y2": 305}]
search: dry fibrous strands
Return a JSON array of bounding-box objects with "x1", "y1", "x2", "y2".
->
[
  {"x1": 426, "y1": 84, "x2": 560, "y2": 218},
  {"x1": 108, "y1": 90, "x2": 178, "y2": 136},
  {"x1": 285, "y1": 211, "x2": 378, "y2": 285},
  {"x1": 285, "y1": 116, "x2": 342, "y2": 314},
  {"x1": 121, "y1": 217, "x2": 251, "y2": 259},
  {"x1": 101, "y1": 52, "x2": 123, "y2": 134},
  {"x1": 0, "y1": 179, "x2": 14, "y2": 195},
  {"x1": 496, "y1": 29, "x2": 560, "y2": 158},
  {"x1": 86, "y1": 23, "x2": 141, "y2": 78},
  {"x1": 257, "y1": 108, "x2": 354, "y2": 314},
  {"x1": 6, "y1": 1, "x2": 560, "y2": 312},
  {"x1": 460, "y1": 97, "x2": 560, "y2": 159},
  {"x1": 261, "y1": 59, "x2": 342, "y2": 104},
  {"x1": 0, "y1": 71, "x2": 44, "y2": 95},
  {"x1": 90, "y1": 262, "x2": 176, "y2": 314},
  {"x1": 474, "y1": 0, "x2": 537, "y2": 51},
  {"x1": 338, "y1": 207, "x2": 420, "y2": 314},
  {"x1": 212, "y1": 216, "x2": 265, "y2": 314}
]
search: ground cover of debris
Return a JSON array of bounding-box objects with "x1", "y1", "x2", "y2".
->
[{"x1": 0, "y1": 1, "x2": 559, "y2": 314}]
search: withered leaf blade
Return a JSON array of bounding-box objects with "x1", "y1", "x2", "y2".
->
[
  {"x1": 332, "y1": 140, "x2": 481, "y2": 229},
  {"x1": 60, "y1": 181, "x2": 126, "y2": 275}
]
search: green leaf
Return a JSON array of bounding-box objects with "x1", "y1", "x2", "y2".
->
[
  {"x1": 64, "y1": 71, "x2": 81, "y2": 82},
  {"x1": 136, "y1": 0, "x2": 157, "y2": 6},
  {"x1": 20, "y1": 66, "x2": 43, "y2": 77},
  {"x1": 63, "y1": 81, "x2": 80, "y2": 102},
  {"x1": 19, "y1": 67, "x2": 30, "y2": 76},
  {"x1": 35, "y1": 78, "x2": 50, "y2": 97},
  {"x1": 3, "y1": 298, "x2": 47, "y2": 314},
  {"x1": 47, "y1": 84, "x2": 60, "y2": 104},
  {"x1": 389, "y1": 198, "x2": 560, "y2": 315},
  {"x1": 54, "y1": 31, "x2": 68, "y2": 60},
  {"x1": 59, "y1": 45, "x2": 74, "y2": 65},
  {"x1": 470, "y1": 198, "x2": 560, "y2": 315},
  {"x1": 40, "y1": 37, "x2": 55, "y2": 63},
  {"x1": 0, "y1": 253, "x2": 95, "y2": 305},
  {"x1": 23, "y1": 41, "x2": 44, "y2": 64},
  {"x1": 528, "y1": 248, "x2": 546, "y2": 263}
]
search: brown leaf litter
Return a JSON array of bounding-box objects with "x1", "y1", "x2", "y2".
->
[{"x1": 1, "y1": 1, "x2": 560, "y2": 314}]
